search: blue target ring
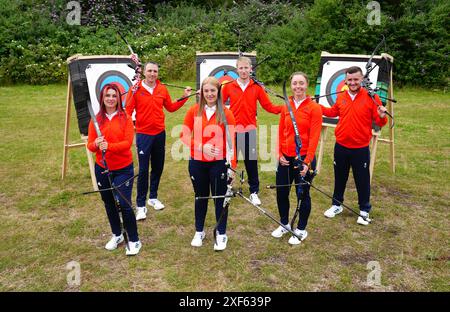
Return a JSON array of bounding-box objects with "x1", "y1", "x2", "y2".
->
[
  {"x1": 210, "y1": 66, "x2": 239, "y2": 85},
  {"x1": 325, "y1": 69, "x2": 348, "y2": 106},
  {"x1": 213, "y1": 69, "x2": 238, "y2": 80}
]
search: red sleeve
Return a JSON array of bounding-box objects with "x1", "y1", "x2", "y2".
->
[
  {"x1": 163, "y1": 88, "x2": 188, "y2": 112},
  {"x1": 125, "y1": 89, "x2": 135, "y2": 118},
  {"x1": 225, "y1": 109, "x2": 237, "y2": 169},
  {"x1": 180, "y1": 105, "x2": 203, "y2": 151},
  {"x1": 258, "y1": 87, "x2": 282, "y2": 114},
  {"x1": 304, "y1": 104, "x2": 323, "y2": 165},
  {"x1": 108, "y1": 117, "x2": 135, "y2": 153},
  {"x1": 87, "y1": 120, "x2": 99, "y2": 152},
  {"x1": 372, "y1": 94, "x2": 388, "y2": 127},
  {"x1": 321, "y1": 102, "x2": 340, "y2": 117},
  {"x1": 222, "y1": 84, "x2": 230, "y2": 105},
  {"x1": 277, "y1": 106, "x2": 286, "y2": 159}
]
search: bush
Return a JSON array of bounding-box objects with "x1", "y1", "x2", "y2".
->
[
  {"x1": 257, "y1": 0, "x2": 449, "y2": 88},
  {"x1": 0, "y1": 0, "x2": 448, "y2": 88},
  {"x1": 258, "y1": 0, "x2": 388, "y2": 84}
]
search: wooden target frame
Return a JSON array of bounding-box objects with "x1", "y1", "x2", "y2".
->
[
  {"x1": 62, "y1": 54, "x2": 134, "y2": 190},
  {"x1": 315, "y1": 52, "x2": 395, "y2": 182}
]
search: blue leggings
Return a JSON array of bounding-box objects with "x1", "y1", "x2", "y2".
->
[
  {"x1": 332, "y1": 142, "x2": 371, "y2": 212},
  {"x1": 136, "y1": 131, "x2": 166, "y2": 207},
  {"x1": 276, "y1": 155, "x2": 316, "y2": 230},
  {"x1": 95, "y1": 163, "x2": 139, "y2": 242},
  {"x1": 188, "y1": 159, "x2": 228, "y2": 235}
]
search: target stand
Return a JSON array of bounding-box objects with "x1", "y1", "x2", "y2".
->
[
  {"x1": 62, "y1": 54, "x2": 135, "y2": 190},
  {"x1": 315, "y1": 52, "x2": 395, "y2": 182}
]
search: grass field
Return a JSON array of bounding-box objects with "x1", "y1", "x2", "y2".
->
[{"x1": 0, "y1": 83, "x2": 448, "y2": 291}]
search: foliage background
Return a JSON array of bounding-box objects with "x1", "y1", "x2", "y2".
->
[
  {"x1": 0, "y1": 0, "x2": 449, "y2": 292},
  {"x1": 0, "y1": 0, "x2": 448, "y2": 87}
]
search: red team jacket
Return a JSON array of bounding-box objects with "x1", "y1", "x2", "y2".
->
[
  {"x1": 181, "y1": 104, "x2": 237, "y2": 169},
  {"x1": 222, "y1": 79, "x2": 281, "y2": 132},
  {"x1": 125, "y1": 80, "x2": 188, "y2": 135},
  {"x1": 278, "y1": 97, "x2": 323, "y2": 165},
  {"x1": 321, "y1": 89, "x2": 387, "y2": 149},
  {"x1": 87, "y1": 113, "x2": 134, "y2": 171}
]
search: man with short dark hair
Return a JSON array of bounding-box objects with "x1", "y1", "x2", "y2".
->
[
  {"x1": 126, "y1": 60, "x2": 191, "y2": 220},
  {"x1": 321, "y1": 66, "x2": 387, "y2": 225}
]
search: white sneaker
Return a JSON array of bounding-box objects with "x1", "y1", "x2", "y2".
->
[
  {"x1": 357, "y1": 211, "x2": 371, "y2": 226},
  {"x1": 214, "y1": 234, "x2": 228, "y2": 251},
  {"x1": 324, "y1": 205, "x2": 343, "y2": 218},
  {"x1": 105, "y1": 234, "x2": 124, "y2": 250},
  {"x1": 148, "y1": 198, "x2": 165, "y2": 210},
  {"x1": 250, "y1": 193, "x2": 261, "y2": 206},
  {"x1": 125, "y1": 240, "x2": 142, "y2": 256},
  {"x1": 271, "y1": 224, "x2": 291, "y2": 238},
  {"x1": 288, "y1": 229, "x2": 308, "y2": 245},
  {"x1": 135, "y1": 206, "x2": 147, "y2": 220},
  {"x1": 191, "y1": 231, "x2": 205, "y2": 247}
]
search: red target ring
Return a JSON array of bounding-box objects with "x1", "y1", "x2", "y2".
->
[{"x1": 210, "y1": 65, "x2": 238, "y2": 85}]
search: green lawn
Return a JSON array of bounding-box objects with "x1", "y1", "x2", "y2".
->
[{"x1": 0, "y1": 83, "x2": 448, "y2": 291}]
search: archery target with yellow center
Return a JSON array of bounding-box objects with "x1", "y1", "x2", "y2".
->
[
  {"x1": 325, "y1": 68, "x2": 349, "y2": 105},
  {"x1": 196, "y1": 52, "x2": 257, "y2": 90},
  {"x1": 210, "y1": 65, "x2": 239, "y2": 85},
  {"x1": 86, "y1": 63, "x2": 135, "y2": 114},
  {"x1": 317, "y1": 60, "x2": 379, "y2": 108}
]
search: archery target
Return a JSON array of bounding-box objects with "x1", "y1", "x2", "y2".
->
[
  {"x1": 198, "y1": 59, "x2": 238, "y2": 89},
  {"x1": 85, "y1": 63, "x2": 135, "y2": 115},
  {"x1": 318, "y1": 60, "x2": 379, "y2": 108},
  {"x1": 196, "y1": 52, "x2": 257, "y2": 90},
  {"x1": 210, "y1": 65, "x2": 239, "y2": 85},
  {"x1": 325, "y1": 68, "x2": 349, "y2": 104},
  {"x1": 95, "y1": 70, "x2": 131, "y2": 105}
]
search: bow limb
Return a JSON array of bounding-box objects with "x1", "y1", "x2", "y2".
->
[
  {"x1": 361, "y1": 35, "x2": 395, "y2": 127},
  {"x1": 282, "y1": 81, "x2": 303, "y2": 168},
  {"x1": 117, "y1": 31, "x2": 142, "y2": 94},
  {"x1": 211, "y1": 84, "x2": 236, "y2": 245},
  {"x1": 86, "y1": 98, "x2": 132, "y2": 250}
]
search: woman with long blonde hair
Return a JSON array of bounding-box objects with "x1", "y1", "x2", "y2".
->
[{"x1": 180, "y1": 77, "x2": 236, "y2": 251}]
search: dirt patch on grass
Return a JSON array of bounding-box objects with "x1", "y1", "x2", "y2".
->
[
  {"x1": 426, "y1": 254, "x2": 450, "y2": 262},
  {"x1": 374, "y1": 184, "x2": 413, "y2": 200},
  {"x1": 336, "y1": 252, "x2": 375, "y2": 266},
  {"x1": 382, "y1": 224, "x2": 402, "y2": 236},
  {"x1": 249, "y1": 255, "x2": 287, "y2": 272}
]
